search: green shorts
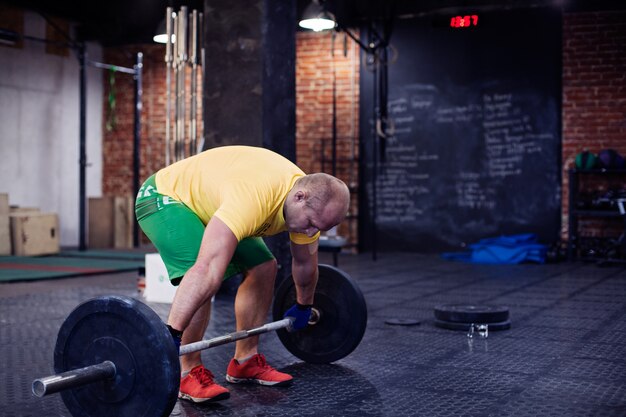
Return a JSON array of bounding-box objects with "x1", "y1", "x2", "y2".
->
[{"x1": 135, "y1": 175, "x2": 275, "y2": 285}]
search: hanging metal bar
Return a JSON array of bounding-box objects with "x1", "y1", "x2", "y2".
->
[
  {"x1": 189, "y1": 9, "x2": 198, "y2": 156},
  {"x1": 165, "y1": 7, "x2": 174, "y2": 165},
  {"x1": 173, "y1": 13, "x2": 180, "y2": 161},
  {"x1": 178, "y1": 6, "x2": 188, "y2": 160},
  {"x1": 87, "y1": 60, "x2": 136, "y2": 75},
  {"x1": 331, "y1": 32, "x2": 337, "y2": 177},
  {"x1": 370, "y1": 25, "x2": 378, "y2": 262},
  {"x1": 133, "y1": 52, "x2": 143, "y2": 247},
  {"x1": 78, "y1": 43, "x2": 87, "y2": 251},
  {"x1": 198, "y1": 12, "x2": 205, "y2": 154}
]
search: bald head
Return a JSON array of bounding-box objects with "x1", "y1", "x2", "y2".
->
[{"x1": 295, "y1": 173, "x2": 350, "y2": 226}]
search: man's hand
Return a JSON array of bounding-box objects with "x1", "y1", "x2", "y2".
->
[{"x1": 284, "y1": 303, "x2": 312, "y2": 331}]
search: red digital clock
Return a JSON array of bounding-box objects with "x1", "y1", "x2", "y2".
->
[{"x1": 450, "y1": 15, "x2": 479, "y2": 28}]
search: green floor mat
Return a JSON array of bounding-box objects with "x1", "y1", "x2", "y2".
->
[
  {"x1": 58, "y1": 249, "x2": 151, "y2": 262},
  {"x1": 0, "y1": 255, "x2": 144, "y2": 282}
]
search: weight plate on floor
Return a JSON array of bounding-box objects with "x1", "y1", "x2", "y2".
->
[
  {"x1": 272, "y1": 264, "x2": 367, "y2": 364},
  {"x1": 433, "y1": 304, "x2": 509, "y2": 324},
  {"x1": 54, "y1": 296, "x2": 179, "y2": 417},
  {"x1": 433, "y1": 319, "x2": 511, "y2": 331}
]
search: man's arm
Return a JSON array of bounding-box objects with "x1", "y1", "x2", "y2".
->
[
  {"x1": 290, "y1": 239, "x2": 319, "y2": 305},
  {"x1": 167, "y1": 216, "x2": 239, "y2": 331}
]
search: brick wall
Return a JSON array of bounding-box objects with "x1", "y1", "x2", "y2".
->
[
  {"x1": 295, "y1": 30, "x2": 360, "y2": 249},
  {"x1": 562, "y1": 10, "x2": 626, "y2": 245},
  {"x1": 102, "y1": 45, "x2": 167, "y2": 196}
]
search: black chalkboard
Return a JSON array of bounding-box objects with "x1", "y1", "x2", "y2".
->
[{"x1": 359, "y1": 9, "x2": 562, "y2": 252}]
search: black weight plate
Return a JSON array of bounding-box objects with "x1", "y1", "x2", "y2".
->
[
  {"x1": 272, "y1": 264, "x2": 367, "y2": 364},
  {"x1": 434, "y1": 304, "x2": 509, "y2": 324},
  {"x1": 434, "y1": 319, "x2": 511, "y2": 331},
  {"x1": 54, "y1": 296, "x2": 180, "y2": 417}
]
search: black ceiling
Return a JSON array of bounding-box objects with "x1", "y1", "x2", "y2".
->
[
  {"x1": 3, "y1": 0, "x2": 626, "y2": 47},
  {"x1": 3, "y1": 0, "x2": 203, "y2": 46}
]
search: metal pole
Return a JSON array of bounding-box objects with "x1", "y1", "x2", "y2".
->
[
  {"x1": 165, "y1": 7, "x2": 174, "y2": 165},
  {"x1": 331, "y1": 37, "x2": 337, "y2": 177},
  {"x1": 178, "y1": 6, "x2": 188, "y2": 160},
  {"x1": 86, "y1": 60, "x2": 135, "y2": 74},
  {"x1": 189, "y1": 9, "x2": 198, "y2": 156},
  {"x1": 179, "y1": 318, "x2": 292, "y2": 355},
  {"x1": 371, "y1": 27, "x2": 378, "y2": 262},
  {"x1": 173, "y1": 14, "x2": 179, "y2": 161},
  {"x1": 78, "y1": 43, "x2": 87, "y2": 251},
  {"x1": 133, "y1": 53, "x2": 143, "y2": 248},
  {"x1": 378, "y1": 45, "x2": 388, "y2": 163},
  {"x1": 198, "y1": 12, "x2": 205, "y2": 154}
]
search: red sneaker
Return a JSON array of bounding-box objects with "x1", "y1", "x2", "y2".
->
[
  {"x1": 179, "y1": 365, "x2": 230, "y2": 402},
  {"x1": 225, "y1": 354, "x2": 293, "y2": 386}
]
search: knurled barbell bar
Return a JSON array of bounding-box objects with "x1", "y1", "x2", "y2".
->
[{"x1": 32, "y1": 264, "x2": 367, "y2": 417}]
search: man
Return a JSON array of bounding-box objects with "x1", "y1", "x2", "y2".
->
[{"x1": 135, "y1": 145, "x2": 350, "y2": 402}]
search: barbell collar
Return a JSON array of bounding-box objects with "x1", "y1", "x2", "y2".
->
[
  {"x1": 308, "y1": 307, "x2": 321, "y2": 325},
  {"x1": 32, "y1": 360, "x2": 116, "y2": 398}
]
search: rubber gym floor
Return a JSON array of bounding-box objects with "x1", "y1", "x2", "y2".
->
[{"x1": 2, "y1": 252, "x2": 626, "y2": 417}]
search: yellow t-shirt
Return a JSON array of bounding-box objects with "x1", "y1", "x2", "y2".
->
[{"x1": 155, "y1": 146, "x2": 318, "y2": 245}]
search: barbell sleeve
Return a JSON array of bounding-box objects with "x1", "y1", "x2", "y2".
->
[
  {"x1": 164, "y1": 7, "x2": 174, "y2": 62},
  {"x1": 179, "y1": 318, "x2": 293, "y2": 356},
  {"x1": 32, "y1": 360, "x2": 116, "y2": 398}
]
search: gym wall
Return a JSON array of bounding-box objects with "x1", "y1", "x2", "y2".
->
[
  {"x1": 0, "y1": 9, "x2": 104, "y2": 248},
  {"x1": 97, "y1": 8, "x2": 625, "y2": 252},
  {"x1": 359, "y1": 9, "x2": 563, "y2": 253},
  {"x1": 561, "y1": 11, "x2": 626, "y2": 242}
]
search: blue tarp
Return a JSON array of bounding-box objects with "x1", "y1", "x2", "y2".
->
[{"x1": 441, "y1": 233, "x2": 547, "y2": 264}]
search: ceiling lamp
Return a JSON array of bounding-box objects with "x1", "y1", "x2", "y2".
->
[
  {"x1": 299, "y1": 0, "x2": 336, "y2": 32},
  {"x1": 153, "y1": 11, "x2": 176, "y2": 44}
]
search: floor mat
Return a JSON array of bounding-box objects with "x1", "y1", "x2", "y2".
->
[
  {"x1": 58, "y1": 249, "x2": 151, "y2": 262},
  {"x1": 0, "y1": 255, "x2": 144, "y2": 282}
]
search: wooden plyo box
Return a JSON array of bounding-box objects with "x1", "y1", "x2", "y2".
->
[
  {"x1": 10, "y1": 212, "x2": 60, "y2": 256},
  {"x1": 0, "y1": 194, "x2": 10, "y2": 255},
  {"x1": 10, "y1": 206, "x2": 40, "y2": 214},
  {"x1": 88, "y1": 196, "x2": 133, "y2": 249}
]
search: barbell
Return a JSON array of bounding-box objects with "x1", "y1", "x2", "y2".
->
[{"x1": 32, "y1": 264, "x2": 367, "y2": 417}]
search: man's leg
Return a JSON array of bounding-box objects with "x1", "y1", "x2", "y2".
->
[
  {"x1": 180, "y1": 298, "x2": 211, "y2": 372},
  {"x1": 226, "y1": 258, "x2": 293, "y2": 386},
  {"x1": 177, "y1": 295, "x2": 230, "y2": 402},
  {"x1": 233, "y1": 259, "x2": 278, "y2": 359}
]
